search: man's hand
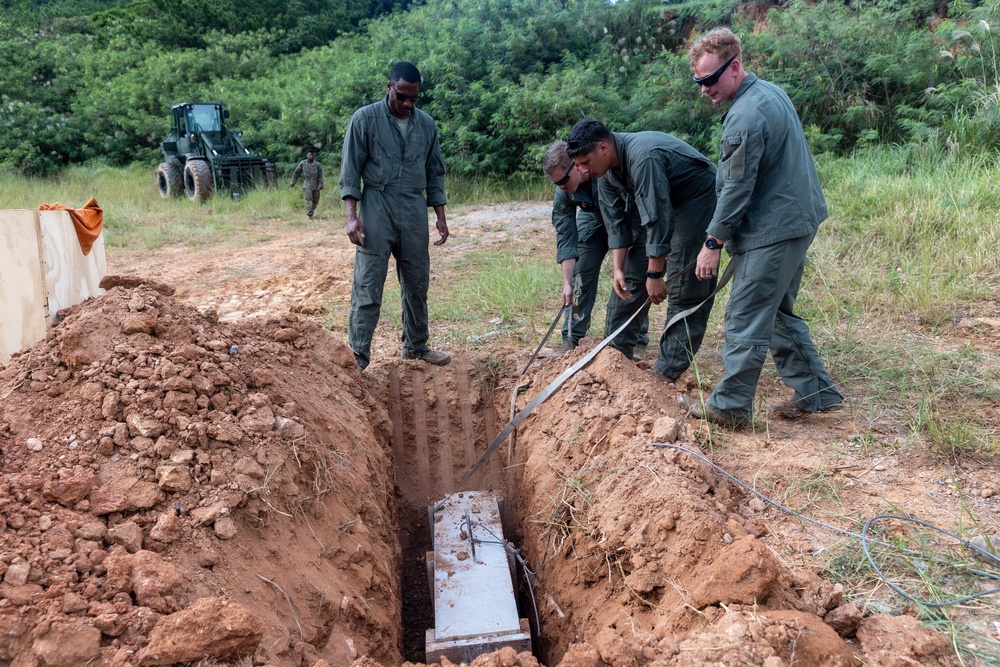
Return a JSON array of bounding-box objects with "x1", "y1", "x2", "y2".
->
[
  {"x1": 612, "y1": 269, "x2": 632, "y2": 300},
  {"x1": 346, "y1": 215, "x2": 365, "y2": 246},
  {"x1": 647, "y1": 277, "x2": 667, "y2": 304},
  {"x1": 562, "y1": 279, "x2": 573, "y2": 307},
  {"x1": 434, "y1": 208, "x2": 449, "y2": 246},
  {"x1": 696, "y1": 246, "x2": 721, "y2": 281}
]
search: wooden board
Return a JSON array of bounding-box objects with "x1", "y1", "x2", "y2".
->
[
  {"x1": 38, "y1": 210, "x2": 106, "y2": 325},
  {"x1": 0, "y1": 210, "x2": 106, "y2": 364},
  {"x1": 0, "y1": 211, "x2": 48, "y2": 364}
]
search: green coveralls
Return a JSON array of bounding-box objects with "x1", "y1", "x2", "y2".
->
[
  {"x1": 597, "y1": 132, "x2": 718, "y2": 379},
  {"x1": 705, "y1": 74, "x2": 843, "y2": 422},
  {"x1": 290, "y1": 159, "x2": 324, "y2": 217},
  {"x1": 339, "y1": 97, "x2": 447, "y2": 370},
  {"x1": 551, "y1": 181, "x2": 647, "y2": 351}
]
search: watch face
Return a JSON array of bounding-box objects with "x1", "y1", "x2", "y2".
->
[{"x1": 705, "y1": 238, "x2": 721, "y2": 250}]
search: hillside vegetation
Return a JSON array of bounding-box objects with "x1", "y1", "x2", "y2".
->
[{"x1": 2, "y1": 0, "x2": 1000, "y2": 177}]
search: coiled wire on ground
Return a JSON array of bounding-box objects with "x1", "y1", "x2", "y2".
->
[{"x1": 650, "y1": 442, "x2": 1000, "y2": 608}]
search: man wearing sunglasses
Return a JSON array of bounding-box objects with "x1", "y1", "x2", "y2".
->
[
  {"x1": 680, "y1": 28, "x2": 843, "y2": 427},
  {"x1": 566, "y1": 119, "x2": 718, "y2": 384},
  {"x1": 340, "y1": 61, "x2": 450, "y2": 370},
  {"x1": 543, "y1": 140, "x2": 648, "y2": 358}
]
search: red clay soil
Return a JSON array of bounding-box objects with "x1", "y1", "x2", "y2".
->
[{"x1": 0, "y1": 279, "x2": 965, "y2": 666}]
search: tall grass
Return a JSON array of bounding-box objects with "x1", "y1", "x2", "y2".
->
[{"x1": 0, "y1": 163, "x2": 551, "y2": 250}]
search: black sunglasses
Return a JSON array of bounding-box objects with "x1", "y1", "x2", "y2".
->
[
  {"x1": 549, "y1": 164, "x2": 573, "y2": 186},
  {"x1": 693, "y1": 54, "x2": 737, "y2": 87},
  {"x1": 391, "y1": 85, "x2": 420, "y2": 104}
]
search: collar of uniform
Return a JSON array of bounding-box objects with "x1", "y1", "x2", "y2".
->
[
  {"x1": 569, "y1": 178, "x2": 596, "y2": 206},
  {"x1": 720, "y1": 72, "x2": 757, "y2": 123},
  {"x1": 606, "y1": 131, "x2": 632, "y2": 189},
  {"x1": 731, "y1": 72, "x2": 758, "y2": 105}
]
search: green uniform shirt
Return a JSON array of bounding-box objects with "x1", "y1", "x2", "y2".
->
[
  {"x1": 551, "y1": 179, "x2": 605, "y2": 264},
  {"x1": 707, "y1": 73, "x2": 828, "y2": 254},
  {"x1": 597, "y1": 132, "x2": 716, "y2": 257},
  {"x1": 339, "y1": 96, "x2": 446, "y2": 207},
  {"x1": 290, "y1": 159, "x2": 324, "y2": 190}
]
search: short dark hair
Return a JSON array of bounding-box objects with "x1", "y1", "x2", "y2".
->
[
  {"x1": 567, "y1": 119, "x2": 612, "y2": 158},
  {"x1": 306, "y1": 149, "x2": 316, "y2": 156},
  {"x1": 390, "y1": 61, "x2": 421, "y2": 85}
]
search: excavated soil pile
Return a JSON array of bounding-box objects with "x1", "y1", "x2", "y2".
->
[
  {"x1": 0, "y1": 283, "x2": 959, "y2": 667},
  {"x1": 501, "y1": 347, "x2": 959, "y2": 667},
  {"x1": 0, "y1": 283, "x2": 402, "y2": 667}
]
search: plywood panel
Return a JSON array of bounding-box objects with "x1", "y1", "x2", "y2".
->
[
  {"x1": 0, "y1": 211, "x2": 48, "y2": 364},
  {"x1": 38, "y1": 210, "x2": 106, "y2": 324},
  {"x1": 0, "y1": 209, "x2": 106, "y2": 364}
]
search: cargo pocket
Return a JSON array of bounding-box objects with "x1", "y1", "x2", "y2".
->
[{"x1": 721, "y1": 133, "x2": 746, "y2": 182}]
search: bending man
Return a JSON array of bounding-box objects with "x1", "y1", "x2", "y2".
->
[
  {"x1": 567, "y1": 119, "x2": 717, "y2": 382},
  {"x1": 543, "y1": 140, "x2": 646, "y2": 358}
]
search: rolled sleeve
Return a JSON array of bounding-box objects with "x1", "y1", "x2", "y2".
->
[
  {"x1": 631, "y1": 156, "x2": 675, "y2": 258},
  {"x1": 706, "y1": 127, "x2": 764, "y2": 240}
]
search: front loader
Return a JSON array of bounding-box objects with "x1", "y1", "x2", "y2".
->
[{"x1": 156, "y1": 102, "x2": 276, "y2": 202}]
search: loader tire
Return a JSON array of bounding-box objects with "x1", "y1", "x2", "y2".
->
[
  {"x1": 184, "y1": 160, "x2": 214, "y2": 202},
  {"x1": 156, "y1": 162, "x2": 183, "y2": 199}
]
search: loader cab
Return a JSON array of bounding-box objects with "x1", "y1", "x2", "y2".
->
[{"x1": 171, "y1": 103, "x2": 228, "y2": 154}]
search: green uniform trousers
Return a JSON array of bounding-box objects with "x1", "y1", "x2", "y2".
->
[
  {"x1": 602, "y1": 231, "x2": 652, "y2": 358},
  {"x1": 565, "y1": 231, "x2": 648, "y2": 354},
  {"x1": 304, "y1": 189, "x2": 321, "y2": 217},
  {"x1": 348, "y1": 189, "x2": 431, "y2": 370},
  {"x1": 650, "y1": 211, "x2": 717, "y2": 380},
  {"x1": 707, "y1": 232, "x2": 842, "y2": 422},
  {"x1": 563, "y1": 228, "x2": 608, "y2": 345}
]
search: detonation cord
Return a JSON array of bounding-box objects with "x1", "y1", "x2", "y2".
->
[{"x1": 650, "y1": 442, "x2": 1000, "y2": 608}]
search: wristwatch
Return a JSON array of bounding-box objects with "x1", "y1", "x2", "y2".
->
[
  {"x1": 645, "y1": 269, "x2": 665, "y2": 279},
  {"x1": 705, "y1": 237, "x2": 722, "y2": 250}
]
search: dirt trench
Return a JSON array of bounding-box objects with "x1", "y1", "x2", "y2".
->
[{"x1": 0, "y1": 284, "x2": 962, "y2": 667}]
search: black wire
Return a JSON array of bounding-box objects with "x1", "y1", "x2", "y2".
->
[
  {"x1": 649, "y1": 442, "x2": 1000, "y2": 608},
  {"x1": 467, "y1": 520, "x2": 542, "y2": 636},
  {"x1": 862, "y1": 514, "x2": 1000, "y2": 608}
]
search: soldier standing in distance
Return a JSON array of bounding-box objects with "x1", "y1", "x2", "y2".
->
[{"x1": 290, "y1": 149, "x2": 324, "y2": 218}]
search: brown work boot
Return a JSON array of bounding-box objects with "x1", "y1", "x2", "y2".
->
[
  {"x1": 645, "y1": 368, "x2": 676, "y2": 384},
  {"x1": 677, "y1": 394, "x2": 749, "y2": 429},
  {"x1": 554, "y1": 339, "x2": 576, "y2": 356},
  {"x1": 771, "y1": 400, "x2": 844, "y2": 420},
  {"x1": 403, "y1": 349, "x2": 451, "y2": 366}
]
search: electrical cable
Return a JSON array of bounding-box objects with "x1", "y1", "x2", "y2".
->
[
  {"x1": 649, "y1": 442, "x2": 1000, "y2": 608},
  {"x1": 466, "y1": 519, "x2": 542, "y2": 636}
]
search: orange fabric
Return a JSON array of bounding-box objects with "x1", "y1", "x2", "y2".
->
[{"x1": 38, "y1": 197, "x2": 104, "y2": 255}]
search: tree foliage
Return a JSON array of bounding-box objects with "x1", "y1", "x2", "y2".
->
[{"x1": 1, "y1": 0, "x2": 998, "y2": 176}]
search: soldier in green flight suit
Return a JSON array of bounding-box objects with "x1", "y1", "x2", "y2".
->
[
  {"x1": 682, "y1": 28, "x2": 842, "y2": 427},
  {"x1": 339, "y1": 61, "x2": 450, "y2": 371},
  {"x1": 290, "y1": 149, "x2": 324, "y2": 218},
  {"x1": 543, "y1": 140, "x2": 647, "y2": 358},
  {"x1": 567, "y1": 119, "x2": 718, "y2": 383}
]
